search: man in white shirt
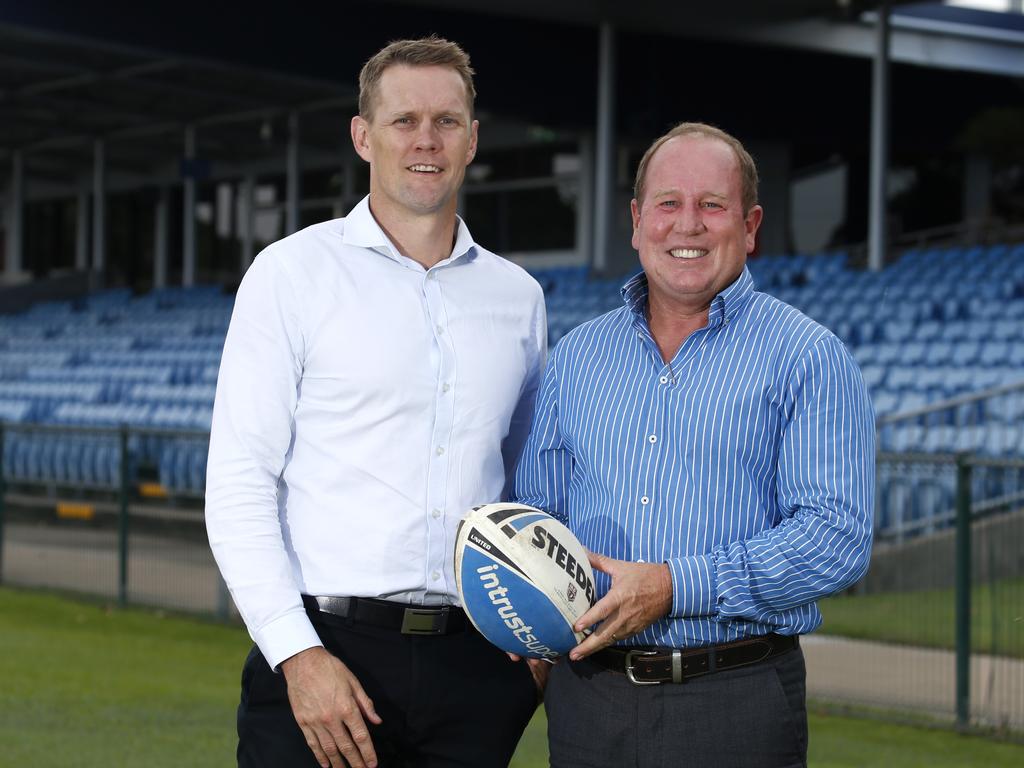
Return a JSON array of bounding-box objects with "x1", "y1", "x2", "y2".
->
[{"x1": 206, "y1": 37, "x2": 546, "y2": 768}]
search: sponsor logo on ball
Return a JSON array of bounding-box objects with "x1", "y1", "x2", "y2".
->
[{"x1": 476, "y1": 563, "x2": 558, "y2": 659}]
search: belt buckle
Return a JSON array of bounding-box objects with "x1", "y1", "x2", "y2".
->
[
  {"x1": 624, "y1": 649, "x2": 660, "y2": 686},
  {"x1": 400, "y1": 606, "x2": 448, "y2": 635}
]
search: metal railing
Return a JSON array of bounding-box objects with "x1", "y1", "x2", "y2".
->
[
  {"x1": 817, "y1": 451, "x2": 1024, "y2": 735},
  {"x1": 0, "y1": 421, "x2": 228, "y2": 617}
]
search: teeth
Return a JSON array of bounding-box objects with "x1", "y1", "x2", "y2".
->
[
  {"x1": 669, "y1": 248, "x2": 707, "y2": 259},
  {"x1": 409, "y1": 164, "x2": 441, "y2": 173}
]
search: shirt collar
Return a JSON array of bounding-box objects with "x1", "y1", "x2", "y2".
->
[
  {"x1": 341, "y1": 195, "x2": 477, "y2": 268},
  {"x1": 621, "y1": 265, "x2": 755, "y2": 327}
]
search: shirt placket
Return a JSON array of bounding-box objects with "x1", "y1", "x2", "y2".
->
[
  {"x1": 633, "y1": 320, "x2": 674, "y2": 563},
  {"x1": 423, "y1": 268, "x2": 455, "y2": 598}
]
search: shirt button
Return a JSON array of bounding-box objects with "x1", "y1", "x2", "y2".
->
[
  {"x1": 659, "y1": 376, "x2": 669, "y2": 385},
  {"x1": 436, "y1": 324, "x2": 445, "y2": 335},
  {"x1": 436, "y1": 446, "x2": 445, "y2": 456},
  {"x1": 641, "y1": 495, "x2": 650, "y2": 505},
  {"x1": 431, "y1": 571, "x2": 440, "y2": 581},
  {"x1": 442, "y1": 382, "x2": 451, "y2": 393},
  {"x1": 648, "y1": 434, "x2": 657, "y2": 444},
  {"x1": 431, "y1": 508, "x2": 441, "y2": 519}
]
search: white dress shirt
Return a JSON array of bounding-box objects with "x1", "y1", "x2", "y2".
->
[{"x1": 205, "y1": 196, "x2": 547, "y2": 670}]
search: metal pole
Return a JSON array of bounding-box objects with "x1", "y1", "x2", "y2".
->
[
  {"x1": 154, "y1": 186, "x2": 169, "y2": 290},
  {"x1": 868, "y1": 2, "x2": 891, "y2": 271},
  {"x1": 118, "y1": 426, "x2": 130, "y2": 607},
  {"x1": 75, "y1": 180, "x2": 89, "y2": 271},
  {"x1": 592, "y1": 22, "x2": 616, "y2": 275},
  {"x1": 183, "y1": 125, "x2": 197, "y2": 287},
  {"x1": 954, "y1": 455, "x2": 972, "y2": 730},
  {"x1": 92, "y1": 139, "x2": 106, "y2": 274},
  {"x1": 286, "y1": 110, "x2": 301, "y2": 235},
  {"x1": 7, "y1": 151, "x2": 24, "y2": 280},
  {"x1": 241, "y1": 173, "x2": 255, "y2": 273},
  {"x1": 576, "y1": 134, "x2": 594, "y2": 265}
]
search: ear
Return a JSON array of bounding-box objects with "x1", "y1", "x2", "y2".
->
[
  {"x1": 744, "y1": 204, "x2": 763, "y2": 254},
  {"x1": 630, "y1": 198, "x2": 641, "y2": 251},
  {"x1": 466, "y1": 119, "x2": 479, "y2": 165},
  {"x1": 351, "y1": 116, "x2": 372, "y2": 163}
]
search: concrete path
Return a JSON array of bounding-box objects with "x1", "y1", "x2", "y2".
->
[
  {"x1": 803, "y1": 634, "x2": 1024, "y2": 730},
  {"x1": 2, "y1": 521, "x2": 232, "y2": 616}
]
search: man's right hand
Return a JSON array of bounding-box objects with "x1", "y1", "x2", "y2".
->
[{"x1": 280, "y1": 646, "x2": 383, "y2": 768}]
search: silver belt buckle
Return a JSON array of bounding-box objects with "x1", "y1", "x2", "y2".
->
[
  {"x1": 400, "y1": 606, "x2": 448, "y2": 635},
  {"x1": 624, "y1": 649, "x2": 660, "y2": 685}
]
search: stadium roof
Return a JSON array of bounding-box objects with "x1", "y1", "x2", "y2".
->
[
  {"x1": 0, "y1": 22, "x2": 357, "y2": 187},
  {"x1": 399, "y1": 0, "x2": 885, "y2": 34},
  {"x1": 1, "y1": 0, "x2": 1020, "y2": 194}
]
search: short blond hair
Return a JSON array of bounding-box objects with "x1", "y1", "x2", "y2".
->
[
  {"x1": 358, "y1": 36, "x2": 476, "y2": 122},
  {"x1": 633, "y1": 122, "x2": 759, "y2": 213}
]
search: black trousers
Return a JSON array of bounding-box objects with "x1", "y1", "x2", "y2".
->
[
  {"x1": 546, "y1": 645, "x2": 808, "y2": 768},
  {"x1": 237, "y1": 610, "x2": 538, "y2": 767}
]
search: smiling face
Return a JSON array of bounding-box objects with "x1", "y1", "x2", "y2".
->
[
  {"x1": 631, "y1": 134, "x2": 762, "y2": 320},
  {"x1": 351, "y1": 64, "x2": 478, "y2": 224}
]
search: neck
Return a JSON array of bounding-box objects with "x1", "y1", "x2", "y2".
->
[
  {"x1": 646, "y1": 293, "x2": 710, "y2": 363},
  {"x1": 367, "y1": 196, "x2": 459, "y2": 269}
]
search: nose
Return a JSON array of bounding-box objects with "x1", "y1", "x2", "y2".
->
[
  {"x1": 414, "y1": 121, "x2": 440, "y2": 152},
  {"x1": 674, "y1": 203, "x2": 706, "y2": 235}
]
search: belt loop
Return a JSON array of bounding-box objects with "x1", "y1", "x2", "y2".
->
[{"x1": 671, "y1": 650, "x2": 683, "y2": 683}]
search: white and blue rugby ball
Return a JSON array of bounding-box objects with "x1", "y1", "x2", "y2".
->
[{"x1": 454, "y1": 503, "x2": 596, "y2": 659}]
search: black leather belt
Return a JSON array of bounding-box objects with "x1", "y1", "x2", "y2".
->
[
  {"x1": 590, "y1": 633, "x2": 798, "y2": 685},
  {"x1": 302, "y1": 594, "x2": 467, "y2": 635}
]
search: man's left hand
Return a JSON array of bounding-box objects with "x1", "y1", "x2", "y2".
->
[{"x1": 568, "y1": 552, "x2": 673, "y2": 661}]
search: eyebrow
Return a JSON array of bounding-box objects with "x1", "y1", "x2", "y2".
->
[
  {"x1": 383, "y1": 102, "x2": 469, "y2": 116},
  {"x1": 651, "y1": 189, "x2": 729, "y2": 200}
]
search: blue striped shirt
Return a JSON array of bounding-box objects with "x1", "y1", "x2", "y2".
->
[{"x1": 512, "y1": 267, "x2": 874, "y2": 648}]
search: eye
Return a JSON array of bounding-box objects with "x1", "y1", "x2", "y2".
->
[
  {"x1": 438, "y1": 116, "x2": 458, "y2": 127},
  {"x1": 701, "y1": 201, "x2": 723, "y2": 209},
  {"x1": 394, "y1": 117, "x2": 414, "y2": 126},
  {"x1": 658, "y1": 199, "x2": 678, "y2": 209}
]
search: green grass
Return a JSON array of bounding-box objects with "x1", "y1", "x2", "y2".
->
[
  {"x1": 819, "y1": 578, "x2": 1024, "y2": 657},
  {"x1": 0, "y1": 587, "x2": 249, "y2": 767},
  {"x1": 1, "y1": 586, "x2": 1022, "y2": 767}
]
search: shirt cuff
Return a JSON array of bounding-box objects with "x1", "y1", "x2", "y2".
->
[
  {"x1": 253, "y1": 609, "x2": 324, "y2": 672},
  {"x1": 665, "y1": 554, "x2": 717, "y2": 619}
]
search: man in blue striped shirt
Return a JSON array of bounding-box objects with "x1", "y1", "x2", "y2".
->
[{"x1": 513, "y1": 122, "x2": 874, "y2": 768}]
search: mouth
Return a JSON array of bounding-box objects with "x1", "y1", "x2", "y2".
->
[
  {"x1": 408, "y1": 164, "x2": 443, "y2": 174},
  {"x1": 669, "y1": 248, "x2": 708, "y2": 260}
]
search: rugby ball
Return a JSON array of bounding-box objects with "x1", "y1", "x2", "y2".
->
[{"x1": 454, "y1": 503, "x2": 596, "y2": 659}]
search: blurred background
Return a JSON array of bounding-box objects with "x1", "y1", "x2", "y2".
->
[{"x1": 1, "y1": 0, "x2": 1023, "y2": 745}]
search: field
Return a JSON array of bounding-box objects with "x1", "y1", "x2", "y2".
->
[
  {"x1": 819, "y1": 577, "x2": 1024, "y2": 658},
  {"x1": 2, "y1": 586, "x2": 1023, "y2": 767}
]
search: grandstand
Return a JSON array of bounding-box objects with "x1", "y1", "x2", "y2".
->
[{"x1": 2, "y1": 242, "x2": 1023, "y2": 528}]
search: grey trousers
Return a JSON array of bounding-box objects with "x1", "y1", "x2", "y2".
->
[{"x1": 545, "y1": 645, "x2": 807, "y2": 768}]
